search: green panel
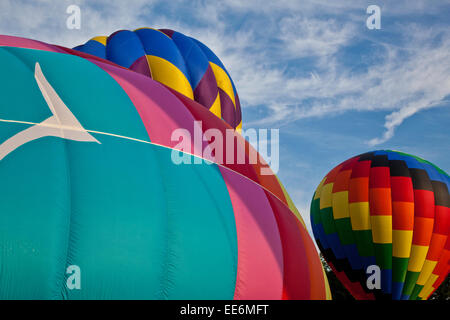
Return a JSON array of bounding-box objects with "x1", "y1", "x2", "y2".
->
[
  {"x1": 321, "y1": 207, "x2": 336, "y2": 235},
  {"x1": 310, "y1": 196, "x2": 321, "y2": 225},
  {"x1": 409, "y1": 284, "x2": 424, "y2": 300},
  {"x1": 334, "y1": 218, "x2": 355, "y2": 245},
  {"x1": 402, "y1": 271, "x2": 420, "y2": 296},
  {"x1": 374, "y1": 243, "x2": 392, "y2": 270},
  {"x1": 392, "y1": 257, "x2": 408, "y2": 283},
  {"x1": 353, "y1": 230, "x2": 375, "y2": 257}
]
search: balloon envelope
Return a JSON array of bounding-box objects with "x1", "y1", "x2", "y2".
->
[
  {"x1": 311, "y1": 150, "x2": 450, "y2": 300},
  {"x1": 0, "y1": 35, "x2": 329, "y2": 300}
]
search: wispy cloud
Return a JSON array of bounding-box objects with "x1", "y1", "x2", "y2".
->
[{"x1": 2, "y1": 1, "x2": 449, "y2": 145}]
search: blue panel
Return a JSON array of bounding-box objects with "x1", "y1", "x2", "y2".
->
[
  {"x1": 73, "y1": 40, "x2": 106, "y2": 59},
  {"x1": 392, "y1": 281, "x2": 404, "y2": 300},
  {"x1": 422, "y1": 162, "x2": 447, "y2": 183},
  {"x1": 314, "y1": 223, "x2": 331, "y2": 250},
  {"x1": 386, "y1": 151, "x2": 422, "y2": 169},
  {"x1": 344, "y1": 244, "x2": 364, "y2": 270},
  {"x1": 381, "y1": 269, "x2": 392, "y2": 294},
  {"x1": 361, "y1": 256, "x2": 376, "y2": 270},
  {"x1": 326, "y1": 233, "x2": 346, "y2": 259},
  {"x1": 106, "y1": 30, "x2": 146, "y2": 68},
  {"x1": 171, "y1": 31, "x2": 209, "y2": 89}
]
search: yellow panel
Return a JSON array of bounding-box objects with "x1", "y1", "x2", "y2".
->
[
  {"x1": 319, "y1": 183, "x2": 333, "y2": 209},
  {"x1": 332, "y1": 191, "x2": 349, "y2": 219},
  {"x1": 236, "y1": 121, "x2": 242, "y2": 133},
  {"x1": 92, "y1": 36, "x2": 107, "y2": 45},
  {"x1": 392, "y1": 230, "x2": 413, "y2": 258},
  {"x1": 314, "y1": 178, "x2": 326, "y2": 200},
  {"x1": 407, "y1": 245, "x2": 429, "y2": 272},
  {"x1": 210, "y1": 62, "x2": 236, "y2": 106},
  {"x1": 349, "y1": 202, "x2": 371, "y2": 230},
  {"x1": 371, "y1": 215, "x2": 392, "y2": 244},
  {"x1": 418, "y1": 286, "x2": 433, "y2": 299},
  {"x1": 418, "y1": 274, "x2": 438, "y2": 299},
  {"x1": 416, "y1": 260, "x2": 438, "y2": 285},
  {"x1": 146, "y1": 55, "x2": 194, "y2": 99},
  {"x1": 323, "y1": 268, "x2": 332, "y2": 300}
]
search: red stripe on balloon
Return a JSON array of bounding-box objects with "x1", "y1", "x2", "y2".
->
[{"x1": 264, "y1": 190, "x2": 311, "y2": 299}]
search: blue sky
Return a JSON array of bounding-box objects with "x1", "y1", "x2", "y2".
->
[{"x1": 1, "y1": 0, "x2": 449, "y2": 234}]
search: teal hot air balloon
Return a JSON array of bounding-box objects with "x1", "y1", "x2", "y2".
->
[
  {"x1": 0, "y1": 35, "x2": 330, "y2": 300},
  {"x1": 311, "y1": 150, "x2": 450, "y2": 300}
]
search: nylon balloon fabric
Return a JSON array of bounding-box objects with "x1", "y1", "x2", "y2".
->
[
  {"x1": 73, "y1": 28, "x2": 243, "y2": 132},
  {"x1": 0, "y1": 35, "x2": 330, "y2": 300},
  {"x1": 311, "y1": 150, "x2": 450, "y2": 300}
]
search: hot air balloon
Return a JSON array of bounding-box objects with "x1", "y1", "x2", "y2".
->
[
  {"x1": 73, "y1": 28, "x2": 242, "y2": 132},
  {"x1": 311, "y1": 150, "x2": 450, "y2": 300},
  {"x1": 0, "y1": 35, "x2": 329, "y2": 299}
]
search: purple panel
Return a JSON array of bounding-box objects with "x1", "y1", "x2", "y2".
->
[
  {"x1": 130, "y1": 55, "x2": 152, "y2": 78},
  {"x1": 219, "y1": 88, "x2": 236, "y2": 129},
  {"x1": 193, "y1": 65, "x2": 218, "y2": 109},
  {"x1": 159, "y1": 29, "x2": 175, "y2": 38},
  {"x1": 234, "y1": 93, "x2": 242, "y2": 126}
]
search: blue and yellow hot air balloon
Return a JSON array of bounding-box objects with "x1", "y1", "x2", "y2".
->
[
  {"x1": 73, "y1": 28, "x2": 242, "y2": 132},
  {"x1": 311, "y1": 150, "x2": 450, "y2": 300}
]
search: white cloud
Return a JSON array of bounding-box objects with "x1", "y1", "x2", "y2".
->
[{"x1": 2, "y1": 1, "x2": 449, "y2": 145}]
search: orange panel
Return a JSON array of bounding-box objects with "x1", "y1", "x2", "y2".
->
[
  {"x1": 392, "y1": 201, "x2": 415, "y2": 230},
  {"x1": 333, "y1": 169, "x2": 352, "y2": 193},
  {"x1": 349, "y1": 177, "x2": 369, "y2": 202},
  {"x1": 369, "y1": 188, "x2": 392, "y2": 215},
  {"x1": 426, "y1": 233, "x2": 448, "y2": 260},
  {"x1": 412, "y1": 217, "x2": 434, "y2": 246}
]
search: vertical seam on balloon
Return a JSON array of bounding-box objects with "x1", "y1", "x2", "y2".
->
[{"x1": 58, "y1": 129, "x2": 73, "y2": 300}]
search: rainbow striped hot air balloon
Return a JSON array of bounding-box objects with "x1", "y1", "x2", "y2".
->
[
  {"x1": 0, "y1": 35, "x2": 329, "y2": 300},
  {"x1": 311, "y1": 150, "x2": 450, "y2": 300},
  {"x1": 73, "y1": 28, "x2": 242, "y2": 132}
]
